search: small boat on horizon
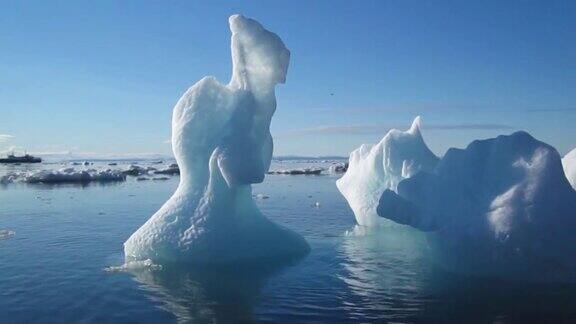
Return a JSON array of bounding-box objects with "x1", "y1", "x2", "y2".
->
[{"x1": 0, "y1": 153, "x2": 42, "y2": 164}]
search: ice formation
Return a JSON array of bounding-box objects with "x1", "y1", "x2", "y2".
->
[
  {"x1": 0, "y1": 168, "x2": 126, "y2": 184},
  {"x1": 124, "y1": 14, "x2": 309, "y2": 264},
  {"x1": 377, "y1": 131, "x2": 576, "y2": 281},
  {"x1": 0, "y1": 229, "x2": 15, "y2": 240},
  {"x1": 26, "y1": 168, "x2": 126, "y2": 184},
  {"x1": 336, "y1": 117, "x2": 439, "y2": 226},
  {"x1": 267, "y1": 168, "x2": 323, "y2": 175},
  {"x1": 122, "y1": 164, "x2": 153, "y2": 176},
  {"x1": 329, "y1": 162, "x2": 348, "y2": 174},
  {"x1": 562, "y1": 148, "x2": 576, "y2": 189},
  {"x1": 104, "y1": 259, "x2": 162, "y2": 273},
  {"x1": 154, "y1": 163, "x2": 180, "y2": 175},
  {"x1": 0, "y1": 173, "x2": 17, "y2": 184}
]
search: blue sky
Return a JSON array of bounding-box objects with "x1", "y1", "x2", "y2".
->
[{"x1": 1, "y1": 0, "x2": 575, "y2": 157}]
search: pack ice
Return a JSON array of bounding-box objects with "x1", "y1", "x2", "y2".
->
[
  {"x1": 124, "y1": 14, "x2": 309, "y2": 264},
  {"x1": 563, "y1": 148, "x2": 576, "y2": 189},
  {"x1": 378, "y1": 131, "x2": 576, "y2": 282},
  {"x1": 336, "y1": 117, "x2": 439, "y2": 226}
]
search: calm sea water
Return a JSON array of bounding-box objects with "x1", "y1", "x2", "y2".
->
[{"x1": 1, "y1": 161, "x2": 576, "y2": 322}]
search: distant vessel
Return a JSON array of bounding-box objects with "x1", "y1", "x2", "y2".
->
[{"x1": 0, "y1": 153, "x2": 42, "y2": 164}]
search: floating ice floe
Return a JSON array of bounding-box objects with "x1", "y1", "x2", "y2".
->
[
  {"x1": 122, "y1": 164, "x2": 156, "y2": 176},
  {"x1": 562, "y1": 147, "x2": 576, "y2": 189},
  {"x1": 337, "y1": 117, "x2": 439, "y2": 226},
  {"x1": 104, "y1": 259, "x2": 162, "y2": 273},
  {"x1": 329, "y1": 162, "x2": 348, "y2": 174},
  {"x1": 0, "y1": 173, "x2": 20, "y2": 184},
  {"x1": 154, "y1": 163, "x2": 180, "y2": 175},
  {"x1": 0, "y1": 230, "x2": 15, "y2": 240},
  {"x1": 24, "y1": 168, "x2": 126, "y2": 184},
  {"x1": 377, "y1": 131, "x2": 576, "y2": 282},
  {"x1": 268, "y1": 168, "x2": 323, "y2": 175},
  {"x1": 124, "y1": 14, "x2": 309, "y2": 264}
]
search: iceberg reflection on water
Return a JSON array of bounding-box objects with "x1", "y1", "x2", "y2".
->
[{"x1": 127, "y1": 259, "x2": 300, "y2": 323}]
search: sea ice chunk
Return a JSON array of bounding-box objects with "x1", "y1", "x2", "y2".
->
[
  {"x1": 336, "y1": 117, "x2": 438, "y2": 226},
  {"x1": 562, "y1": 148, "x2": 576, "y2": 189},
  {"x1": 24, "y1": 168, "x2": 126, "y2": 184},
  {"x1": 268, "y1": 168, "x2": 323, "y2": 175},
  {"x1": 329, "y1": 162, "x2": 348, "y2": 174},
  {"x1": 154, "y1": 163, "x2": 180, "y2": 175},
  {"x1": 124, "y1": 14, "x2": 309, "y2": 264},
  {"x1": 122, "y1": 164, "x2": 151, "y2": 176},
  {"x1": 104, "y1": 259, "x2": 162, "y2": 273},
  {"x1": 0, "y1": 173, "x2": 20, "y2": 184},
  {"x1": 0, "y1": 229, "x2": 15, "y2": 240},
  {"x1": 377, "y1": 131, "x2": 576, "y2": 282}
]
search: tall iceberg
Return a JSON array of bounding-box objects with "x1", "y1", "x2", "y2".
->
[
  {"x1": 336, "y1": 117, "x2": 439, "y2": 226},
  {"x1": 378, "y1": 131, "x2": 576, "y2": 282},
  {"x1": 124, "y1": 14, "x2": 309, "y2": 264},
  {"x1": 562, "y1": 148, "x2": 576, "y2": 189}
]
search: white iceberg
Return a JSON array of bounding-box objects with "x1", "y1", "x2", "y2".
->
[
  {"x1": 562, "y1": 148, "x2": 576, "y2": 189},
  {"x1": 377, "y1": 131, "x2": 576, "y2": 282},
  {"x1": 124, "y1": 14, "x2": 309, "y2": 264},
  {"x1": 336, "y1": 117, "x2": 439, "y2": 226}
]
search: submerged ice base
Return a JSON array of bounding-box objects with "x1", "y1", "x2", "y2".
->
[
  {"x1": 124, "y1": 15, "x2": 309, "y2": 264},
  {"x1": 378, "y1": 131, "x2": 576, "y2": 282},
  {"x1": 336, "y1": 117, "x2": 438, "y2": 226}
]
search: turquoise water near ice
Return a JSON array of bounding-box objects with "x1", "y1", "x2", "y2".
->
[{"x1": 1, "y1": 161, "x2": 576, "y2": 322}]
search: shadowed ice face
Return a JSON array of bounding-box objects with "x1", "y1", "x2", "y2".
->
[{"x1": 215, "y1": 92, "x2": 271, "y2": 187}]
